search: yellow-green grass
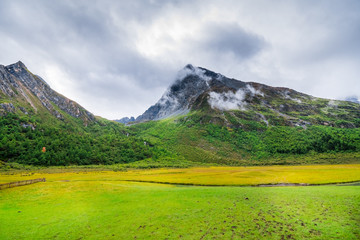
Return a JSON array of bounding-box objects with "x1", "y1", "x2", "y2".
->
[
  {"x1": 2, "y1": 164, "x2": 358, "y2": 186},
  {"x1": 0, "y1": 174, "x2": 39, "y2": 184},
  {"x1": 118, "y1": 164, "x2": 360, "y2": 186},
  {"x1": 0, "y1": 177, "x2": 359, "y2": 239}
]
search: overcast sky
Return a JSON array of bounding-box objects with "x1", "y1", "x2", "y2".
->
[{"x1": 0, "y1": 0, "x2": 359, "y2": 119}]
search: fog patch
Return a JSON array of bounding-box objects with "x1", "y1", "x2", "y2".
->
[
  {"x1": 208, "y1": 89, "x2": 247, "y2": 111},
  {"x1": 176, "y1": 65, "x2": 212, "y2": 84},
  {"x1": 247, "y1": 84, "x2": 264, "y2": 97},
  {"x1": 158, "y1": 88, "x2": 180, "y2": 108},
  {"x1": 328, "y1": 100, "x2": 337, "y2": 106},
  {"x1": 257, "y1": 113, "x2": 269, "y2": 126},
  {"x1": 328, "y1": 100, "x2": 339, "y2": 107},
  {"x1": 282, "y1": 90, "x2": 302, "y2": 103}
]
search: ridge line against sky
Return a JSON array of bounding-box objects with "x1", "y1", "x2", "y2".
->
[{"x1": 0, "y1": 0, "x2": 359, "y2": 119}]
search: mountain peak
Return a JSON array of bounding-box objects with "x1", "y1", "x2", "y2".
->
[
  {"x1": 0, "y1": 61, "x2": 95, "y2": 124},
  {"x1": 177, "y1": 64, "x2": 208, "y2": 80},
  {"x1": 184, "y1": 64, "x2": 195, "y2": 70},
  {"x1": 134, "y1": 65, "x2": 360, "y2": 128},
  {"x1": 136, "y1": 65, "x2": 240, "y2": 122},
  {"x1": 6, "y1": 60, "x2": 27, "y2": 70},
  {"x1": 15, "y1": 60, "x2": 26, "y2": 68}
]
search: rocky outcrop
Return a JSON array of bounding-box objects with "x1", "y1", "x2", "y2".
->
[
  {"x1": 0, "y1": 61, "x2": 95, "y2": 124},
  {"x1": 0, "y1": 103, "x2": 15, "y2": 116}
]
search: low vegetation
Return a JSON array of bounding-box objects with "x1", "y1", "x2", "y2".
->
[
  {"x1": 0, "y1": 113, "x2": 172, "y2": 166},
  {"x1": 0, "y1": 167, "x2": 359, "y2": 239},
  {"x1": 109, "y1": 164, "x2": 360, "y2": 186},
  {"x1": 130, "y1": 112, "x2": 360, "y2": 166},
  {"x1": 1, "y1": 105, "x2": 360, "y2": 167},
  {"x1": 3, "y1": 164, "x2": 359, "y2": 185}
]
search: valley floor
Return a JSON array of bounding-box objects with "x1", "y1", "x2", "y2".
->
[{"x1": 0, "y1": 165, "x2": 359, "y2": 239}]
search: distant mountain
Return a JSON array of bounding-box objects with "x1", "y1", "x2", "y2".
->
[
  {"x1": 0, "y1": 61, "x2": 95, "y2": 125},
  {"x1": 135, "y1": 64, "x2": 360, "y2": 128},
  {"x1": 345, "y1": 96, "x2": 360, "y2": 104},
  {"x1": 115, "y1": 116, "x2": 135, "y2": 124}
]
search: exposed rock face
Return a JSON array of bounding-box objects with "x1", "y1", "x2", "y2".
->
[
  {"x1": 136, "y1": 64, "x2": 225, "y2": 121},
  {"x1": 0, "y1": 61, "x2": 95, "y2": 124},
  {"x1": 0, "y1": 103, "x2": 15, "y2": 115},
  {"x1": 135, "y1": 64, "x2": 360, "y2": 127}
]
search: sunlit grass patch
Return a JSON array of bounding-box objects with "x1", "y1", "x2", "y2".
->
[
  {"x1": 117, "y1": 164, "x2": 360, "y2": 186},
  {"x1": 1, "y1": 164, "x2": 359, "y2": 186}
]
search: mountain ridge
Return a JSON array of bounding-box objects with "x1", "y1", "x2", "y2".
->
[
  {"x1": 132, "y1": 64, "x2": 359, "y2": 128},
  {"x1": 1, "y1": 61, "x2": 359, "y2": 167},
  {"x1": 0, "y1": 61, "x2": 95, "y2": 125},
  {"x1": 0, "y1": 61, "x2": 156, "y2": 166}
]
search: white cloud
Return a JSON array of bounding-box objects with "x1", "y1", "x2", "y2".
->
[
  {"x1": 175, "y1": 65, "x2": 212, "y2": 84},
  {"x1": 208, "y1": 89, "x2": 247, "y2": 111},
  {"x1": 247, "y1": 85, "x2": 264, "y2": 97}
]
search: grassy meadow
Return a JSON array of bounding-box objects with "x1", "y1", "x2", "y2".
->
[
  {"x1": 0, "y1": 165, "x2": 360, "y2": 239},
  {"x1": 113, "y1": 164, "x2": 360, "y2": 186},
  {"x1": 1, "y1": 164, "x2": 359, "y2": 185}
]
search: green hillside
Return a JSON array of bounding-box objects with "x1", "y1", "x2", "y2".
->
[
  {"x1": 130, "y1": 110, "x2": 360, "y2": 166},
  {"x1": 0, "y1": 112, "x2": 157, "y2": 166},
  {"x1": 0, "y1": 62, "x2": 158, "y2": 166}
]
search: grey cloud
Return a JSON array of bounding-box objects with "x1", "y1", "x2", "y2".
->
[
  {"x1": 288, "y1": 0, "x2": 360, "y2": 65},
  {"x1": 199, "y1": 23, "x2": 267, "y2": 61},
  {"x1": 0, "y1": 0, "x2": 176, "y2": 118},
  {"x1": 0, "y1": 0, "x2": 359, "y2": 119}
]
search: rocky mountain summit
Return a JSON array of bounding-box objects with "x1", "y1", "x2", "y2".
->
[
  {"x1": 0, "y1": 61, "x2": 95, "y2": 125},
  {"x1": 134, "y1": 64, "x2": 360, "y2": 128}
]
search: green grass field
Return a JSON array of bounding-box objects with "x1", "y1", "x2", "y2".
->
[{"x1": 1, "y1": 165, "x2": 360, "y2": 239}]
